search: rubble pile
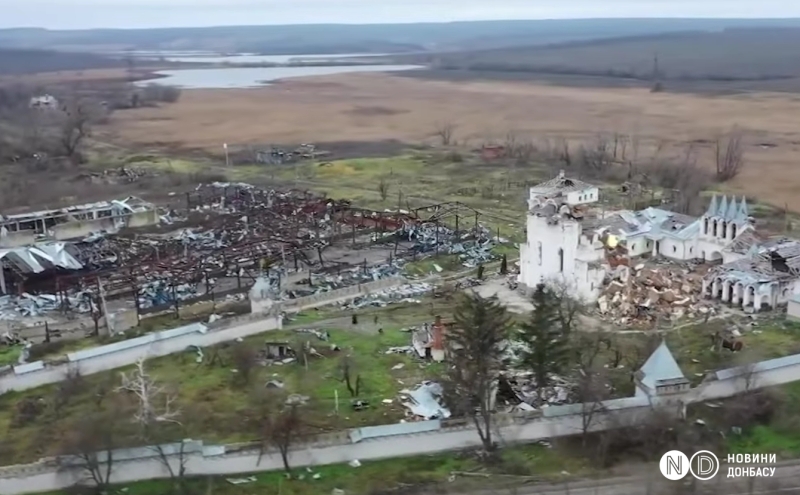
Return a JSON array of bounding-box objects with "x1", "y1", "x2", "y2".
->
[
  {"x1": 342, "y1": 282, "x2": 433, "y2": 310},
  {"x1": 287, "y1": 262, "x2": 406, "y2": 298},
  {"x1": 597, "y1": 262, "x2": 716, "y2": 326},
  {"x1": 2, "y1": 179, "x2": 512, "y2": 325},
  {"x1": 401, "y1": 223, "x2": 497, "y2": 268},
  {"x1": 0, "y1": 293, "x2": 96, "y2": 320},
  {"x1": 496, "y1": 372, "x2": 571, "y2": 408},
  {"x1": 399, "y1": 381, "x2": 451, "y2": 420}
]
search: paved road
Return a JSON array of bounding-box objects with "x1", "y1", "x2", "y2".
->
[{"x1": 454, "y1": 462, "x2": 800, "y2": 495}]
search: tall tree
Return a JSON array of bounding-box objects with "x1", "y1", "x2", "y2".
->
[
  {"x1": 517, "y1": 283, "x2": 571, "y2": 403},
  {"x1": 251, "y1": 389, "x2": 306, "y2": 474},
  {"x1": 445, "y1": 293, "x2": 512, "y2": 453}
]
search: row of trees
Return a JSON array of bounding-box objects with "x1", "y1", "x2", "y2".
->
[
  {"x1": 0, "y1": 83, "x2": 181, "y2": 165},
  {"x1": 53, "y1": 351, "x2": 311, "y2": 494},
  {"x1": 431, "y1": 123, "x2": 747, "y2": 216},
  {"x1": 443, "y1": 284, "x2": 782, "y2": 473},
  {"x1": 444, "y1": 284, "x2": 617, "y2": 455}
]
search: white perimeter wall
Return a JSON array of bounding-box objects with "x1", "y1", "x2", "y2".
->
[
  {"x1": 0, "y1": 402, "x2": 657, "y2": 495},
  {"x1": 4, "y1": 352, "x2": 800, "y2": 495},
  {"x1": 0, "y1": 314, "x2": 282, "y2": 394},
  {"x1": 0, "y1": 276, "x2": 413, "y2": 396}
]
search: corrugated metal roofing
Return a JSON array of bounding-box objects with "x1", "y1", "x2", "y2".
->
[
  {"x1": 595, "y1": 208, "x2": 699, "y2": 241},
  {"x1": 0, "y1": 242, "x2": 83, "y2": 274}
]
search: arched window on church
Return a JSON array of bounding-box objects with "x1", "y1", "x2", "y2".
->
[
  {"x1": 713, "y1": 220, "x2": 718, "y2": 237},
  {"x1": 558, "y1": 248, "x2": 564, "y2": 273},
  {"x1": 721, "y1": 221, "x2": 727, "y2": 239},
  {"x1": 537, "y1": 242, "x2": 542, "y2": 266},
  {"x1": 704, "y1": 218, "x2": 709, "y2": 235},
  {"x1": 731, "y1": 224, "x2": 737, "y2": 239}
]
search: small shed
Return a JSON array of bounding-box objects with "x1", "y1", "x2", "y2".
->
[
  {"x1": 480, "y1": 145, "x2": 506, "y2": 161},
  {"x1": 264, "y1": 341, "x2": 291, "y2": 359}
]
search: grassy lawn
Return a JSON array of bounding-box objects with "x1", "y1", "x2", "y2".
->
[
  {"x1": 664, "y1": 317, "x2": 800, "y2": 457},
  {"x1": 0, "y1": 346, "x2": 21, "y2": 367},
  {"x1": 48, "y1": 443, "x2": 593, "y2": 495},
  {"x1": 252, "y1": 153, "x2": 539, "y2": 242},
  {"x1": 0, "y1": 305, "x2": 450, "y2": 465}
]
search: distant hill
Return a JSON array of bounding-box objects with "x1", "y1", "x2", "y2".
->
[
  {"x1": 0, "y1": 48, "x2": 122, "y2": 75},
  {"x1": 4, "y1": 19, "x2": 800, "y2": 54},
  {"x1": 396, "y1": 27, "x2": 800, "y2": 91}
]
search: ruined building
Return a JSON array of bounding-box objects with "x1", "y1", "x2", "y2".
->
[
  {"x1": 0, "y1": 197, "x2": 158, "y2": 249},
  {"x1": 518, "y1": 171, "x2": 606, "y2": 302},
  {"x1": 703, "y1": 237, "x2": 800, "y2": 310},
  {"x1": 517, "y1": 171, "x2": 757, "y2": 303}
]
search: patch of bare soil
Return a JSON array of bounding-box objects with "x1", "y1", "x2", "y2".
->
[{"x1": 104, "y1": 72, "x2": 800, "y2": 210}]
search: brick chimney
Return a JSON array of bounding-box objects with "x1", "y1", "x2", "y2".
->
[{"x1": 431, "y1": 315, "x2": 445, "y2": 362}]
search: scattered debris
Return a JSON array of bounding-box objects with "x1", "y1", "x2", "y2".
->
[
  {"x1": 348, "y1": 459, "x2": 361, "y2": 468},
  {"x1": 400, "y1": 381, "x2": 451, "y2": 420},
  {"x1": 226, "y1": 476, "x2": 257, "y2": 485},
  {"x1": 597, "y1": 261, "x2": 716, "y2": 327},
  {"x1": 343, "y1": 283, "x2": 433, "y2": 310}
]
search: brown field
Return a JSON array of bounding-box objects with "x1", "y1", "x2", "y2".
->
[{"x1": 104, "y1": 72, "x2": 800, "y2": 209}]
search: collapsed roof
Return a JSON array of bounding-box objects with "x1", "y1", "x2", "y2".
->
[
  {"x1": 593, "y1": 208, "x2": 700, "y2": 241},
  {"x1": 0, "y1": 242, "x2": 83, "y2": 274}
]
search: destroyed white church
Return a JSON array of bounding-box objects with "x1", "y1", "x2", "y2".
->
[{"x1": 518, "y1": 171, "x2": 800, "y2": 310}]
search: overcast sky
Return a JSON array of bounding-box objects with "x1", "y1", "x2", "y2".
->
[{"x1": 0, "y1": 0, "x2": 795, "y2": 30}]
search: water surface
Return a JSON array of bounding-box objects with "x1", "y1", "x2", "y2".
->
[
  {"x1": 137, "y1": 64, "x2": 421, "y2": 89},
  {"x1": 160, "y1": 53, "x2": 387, "y2": 64}
]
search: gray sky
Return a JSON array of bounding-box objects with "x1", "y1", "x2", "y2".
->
[{"x1": 1, "y1": 0, "x2": 796, "y2": 29}]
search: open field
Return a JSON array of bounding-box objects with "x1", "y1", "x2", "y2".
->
[
  {"x1": 102, "y1": 72, "x2": 800, "y2": 211},
  {"x1": 399, "y1": 28, "x2": 800, "y2": 93}
]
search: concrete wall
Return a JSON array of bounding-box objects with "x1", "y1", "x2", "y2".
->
[
  {"x1": 687, "y1": 356, "x2": 800, "y2": 404},
  {"x1": 2, "y1": 349, "x2": 800, "y2": 493},
  {"x1": 0, "y1": 277, "x2": 408, "y2": 395},
  {"x1": 0, "y1": 230, "x2": 36, "y2": 248},
  {"x1": 0, "y1": 312, "x2": 282, "y2": 395},
  {"x1": 0, "y1": 399, "x2": 658, "y2": 495}
]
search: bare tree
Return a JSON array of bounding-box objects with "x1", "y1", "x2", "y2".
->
[
  {"x1": 715, "y1": 129, "x2": 746, "y2": 182},
  {"x1": 53, "y1": 368, "x2": 85, "y2": 416},
  {"x1": 643, "y1": 144, "x2": 711, "y2": 214},
  {"x1": 116, "y1": 358, "x2": 180, "y2": 436},
  {"x1": 377, "y1": 176, "x2": 390, "y2": 201},
  {"x1": 252, "y1": 389, "x2": 305, "y2": 473},
  {"x1": 58, "y1": 98, "x2": 94, "y2": 161},
  {"x1": 573, "y1": 347, "x2": 611, "y2": 446},
  {"x1": 555, "y1": 137, "x2": 572, "y2": 166},
  {"x1": 445, "y1": 293, "x2": 512, "y2": 453},
  {"x1": 230, "y1": 342, "x2": 258, "y2": 387},
  {"x1": 546, "y1": 279, "x2": 586, "y2": 336},
  {"x1": 150, "y1": 436, "x2": 192, "y2": 495},
  {"x1": 435, "y1": 122, "x2": 456, "y2": 146},
  {"x1": 339, "y1": 355, "x2": 362, "y2": 398},
  {"x1": 57, "y1": 403, "x2": 124, "y2": 493}
]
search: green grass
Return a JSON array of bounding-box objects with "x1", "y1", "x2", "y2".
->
[
  {"x1": 262, "y1": 153, "x2": 542, "y2": 243},
  {"x1": 663, "y1": 317, "x2": 800, "y2": 457},
  {"x1": 404, "y1": 254, "x2": 464, "y2": 277},
  {"x1": 0, "y1": 346, "x2": 21, "y2": 367},
  {"x1": 47, "y1": 443, "x2": 592, "y2": 495},
  {"x1": 0, "y1": 305, "x2": 451, "y2": 465}
]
